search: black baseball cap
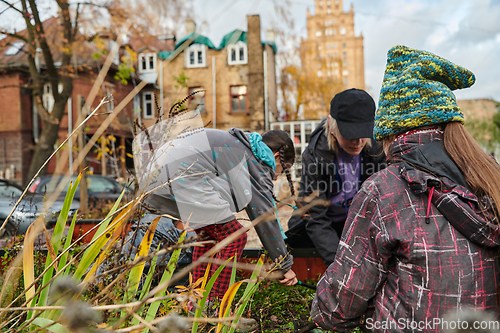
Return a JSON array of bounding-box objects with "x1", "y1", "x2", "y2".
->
[{"x1": 330, "y1": 88, "x2": 376, "y2": 140}]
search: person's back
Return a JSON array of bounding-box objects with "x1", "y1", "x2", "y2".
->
[
  {"x1": 312, "y1": 45, "x2": 500, "y2": 332},
  {"x1": 348, "y1": 131, "x2": 500, "y2": 328}
]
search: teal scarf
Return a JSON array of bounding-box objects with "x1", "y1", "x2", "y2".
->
[{"x1": 248, "y1": 132, "x2": 276, "y2": 171}]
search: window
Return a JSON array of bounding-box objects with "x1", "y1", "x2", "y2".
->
[
  {"x1": 230, "y1": 86, "x2": 247, "y2": 113},
  {"x1": 327, "y1": 8, "x2": 332, "y2": 14},
  {"x1": 42, "y1": 83, "x2": 61, "y2": 113},
  {"x1": 340, "y1": 27, "x2": 346, "y2": 35},
  {"x1": 188, "y1": 87, "x2": 205, "y2": 114},
  {"x1": 343, "y1": 43, "x2": 346, "y2": 48},
  {"x1": 138, "y1": 52, "x2": 157, "y2": 73},
  {"x1": 5, "y1": 41, "x2": 24, "y2": 56},
  {"x1": 342, "y1": 69, "x2": 349, "y2": 76},
  {"x1": 325, "y1": 29, "x2": 335, "y2": 36},
  {"x1": 227, "y1": 41, "x2": 247, "y2": 65},
  {"x1": 315, "y1": 31, "x2": 322, "y2": 37},
  {"x1": 317, "y1": 71, "x2": 323, "y2": 77},
  {"x1": 343, "y1": 52, "x2": 347, "y2": 58},
  {"x1": 185, "y1": 44, "x2": 206, "y2": 68},
  {"x1": 143, "y1": 92, "x2": 154, "y2": 119}
]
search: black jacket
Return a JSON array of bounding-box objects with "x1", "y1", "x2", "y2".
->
[{"x1": 287, "y1": 119, "x2": 385, "y2": 266}]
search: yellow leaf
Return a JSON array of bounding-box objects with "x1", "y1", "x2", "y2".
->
[
  {"x1": 126, "y1": 215, "x2": 161, "y2": 293},
  {"x1": 83, "y1": 204, "x2": 133, "y2": 281},
  {"x1": 23, "y1": 219, "x2": 42, "y2": 303},
  {"x1": 216, "y1": 281, "x2": 245, "y2": 333}
]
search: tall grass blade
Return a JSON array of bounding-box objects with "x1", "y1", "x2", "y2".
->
[
  {"x1": 217, "y1": 281, "x2": 245, "y2": 333},
  {"x1": 191, "y1": 257, "x2": 234, "y2": 333},
  {"x1": 129, "y1": 245, "x2": 161, "y2": 327},
  {"x1": 74, "y1": 192, "x2": 127, "y2": 280},
  {"x1": 60, "y1": 213, "x2": 78, "y2": 274},
  {"x1": 227, "y1": 255, "x2": 265, "y2": 333},
  {"x1": 37, "y1": 176, "x2": 81, "y2": 310},
  {"x1": 23, "y1": 219, "x2": 40, "y2": 320},
  {"x1": 127, "y1": 215, "x2": 161, "y2": 294},
  {"x1": 142, "y1": 230, "x2": 187, "y2": 330}
]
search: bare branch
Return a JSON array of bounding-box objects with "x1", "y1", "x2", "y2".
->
[
  {"x1": 0, "y1": 31, "x2": 28, "y2": 43},
  {"x1": 0, "y1": 0, "x2": 23, "y2": 16}
]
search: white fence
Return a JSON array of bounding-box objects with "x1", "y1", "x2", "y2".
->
[{"x1": 270, "y1": 119, "x2": 322, "y2": 181}]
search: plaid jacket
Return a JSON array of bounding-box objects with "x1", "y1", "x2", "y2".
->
[{"x1": 311, "y1": 131, "x2": 500, "y2": 332}]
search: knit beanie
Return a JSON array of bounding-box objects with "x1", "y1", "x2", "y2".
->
[{"x1": 374, "y1": 45, "x2": 476, "y2": 141}]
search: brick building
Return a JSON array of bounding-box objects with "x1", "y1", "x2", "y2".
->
[
  {"x1": 0, "y1": 17, "x2": 137, "y2": 185},
  {"x1": 135, "y1": 15, "x2": 277, "y2": 132},
  {"x1": 300, "y1": 0, "x2": 365, "y2": 117}
]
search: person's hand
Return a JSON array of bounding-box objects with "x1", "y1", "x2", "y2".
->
[{"x1": 279, "y1": 269, "x2": 298, "y2": 286}]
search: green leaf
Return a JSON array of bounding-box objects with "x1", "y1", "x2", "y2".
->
[
  {"x1": 228, "y1": 256, "x2": 265, "y2": 333},
  {"x1": 127, "y1": 216, "x2": 161, "y2": 295},
  {"x1": 143, "y1": 231, "x2": 187, "y2": 330},
  {"x1": 191, "y1": 257, "x2": 234, "y2": 333},
  {"x1": 37, "y1": 174, "x2": 82, "y2": 311},
  {"x1": 61, "y1": 213, "x2": 78, "y2": 274},
  {"x1": 32, "y1": 317, "x2": 70, "y2": 333},
  {"x1": 129, "y1": 245, "x2": 161, "y2": 327},
  {"x1": 73, "y1": 191, "x2": 125, "y2": 280}
]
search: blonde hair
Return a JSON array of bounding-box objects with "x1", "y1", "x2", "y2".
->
[
  {"x1": 324, "y1": 116, "x2": 372, "y2": 153},
  {"x1": 324, "y1": 116, "x2": 339, "y2": 153},
  {"x1": 444, "y1": 122, "x2": 500, "y2": 221}
]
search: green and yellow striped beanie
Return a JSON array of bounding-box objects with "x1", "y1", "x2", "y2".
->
[{"x1": 374, "y1": 45, "x2": 476, "y2": 141}]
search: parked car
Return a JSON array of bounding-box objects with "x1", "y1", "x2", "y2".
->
[
  {"x1": 0, "y1": 178, "x2": 79, "y2": 236},
  {"x1": 29, "y1": 174, "x2": 132, "y2": 206}
]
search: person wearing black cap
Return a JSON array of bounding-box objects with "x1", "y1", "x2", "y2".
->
[{"x1": 286, "y1": 88, "x2": 385, "y2": 266}]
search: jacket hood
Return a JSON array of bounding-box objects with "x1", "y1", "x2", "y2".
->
[
  {"x1": 228, "y1": 128, "x2": 275, "y2": 176},
  {"x1": 394, "y1": 133, "x2": 500, "y2": 248}
]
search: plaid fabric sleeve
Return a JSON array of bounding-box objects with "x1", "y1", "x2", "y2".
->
[{"x1": 311, "y1": 181, "x2": 389, "y2": 332}]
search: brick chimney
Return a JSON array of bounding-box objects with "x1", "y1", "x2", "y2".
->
[{"x1": 247, "y1": 15, "x2": 265, "y2": 131}]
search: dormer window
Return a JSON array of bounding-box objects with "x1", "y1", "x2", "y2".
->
[
  {"x1": 185, "y1": 44, "x2": 206, "y2": 68},
  {"x1": 138, "y1": 52, "x2": 157, "y2": 73},
  {"x1": 227, "y1": 41, "x2": 247, "y2": 65}
]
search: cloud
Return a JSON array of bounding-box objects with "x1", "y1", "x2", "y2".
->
[{"x1": 193, "y1": 0, "x2": 500, "y2": 103}]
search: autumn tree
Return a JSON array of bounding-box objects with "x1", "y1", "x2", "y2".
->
[
  {"x1": 0, "y1": 0, "x2": 192, "y2": 182},
  {"x1": 273, "y1": 1, "x2": 344, "y2": 121}
]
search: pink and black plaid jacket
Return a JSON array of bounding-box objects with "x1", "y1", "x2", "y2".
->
[{"x1": 311, "y1": 131, "x2": 500, "y2": 332}]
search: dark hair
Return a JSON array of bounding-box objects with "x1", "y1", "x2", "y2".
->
[{"x1": 261, "y1": 130, "x2": 296, "y2": 197}]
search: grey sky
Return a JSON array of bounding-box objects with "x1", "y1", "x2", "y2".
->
[{"x1": 192, "y1": 0, "x2": 500, "y2": 104}]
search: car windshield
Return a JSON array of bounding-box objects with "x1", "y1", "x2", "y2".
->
[
  {"x1": 43, "y1": 177, "x2": 75, "y2": 193},
  {"x1": 88, "y1": 177, "x2": 117, "y2": 193},
  {"x1": 0, "y1": 181, "x2": 23, "y2": 197}
]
